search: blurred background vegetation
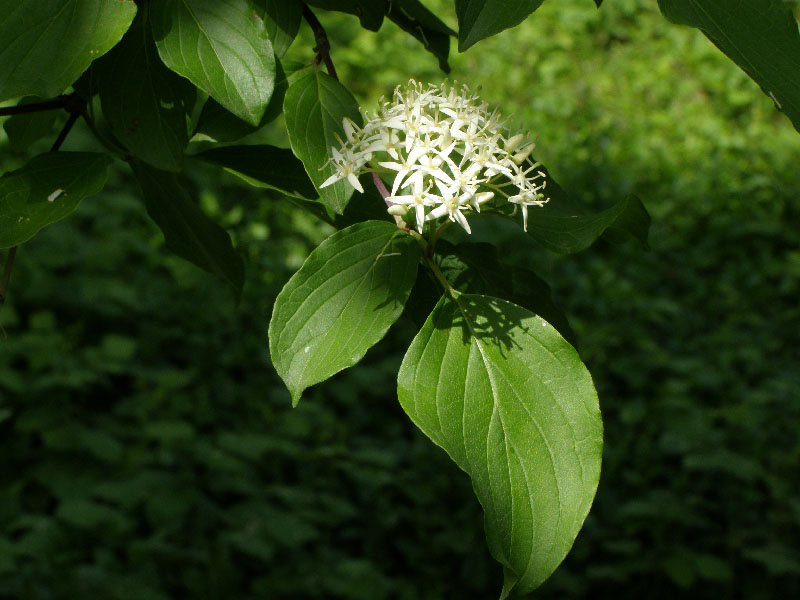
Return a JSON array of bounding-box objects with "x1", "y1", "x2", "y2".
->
[{"x1": 1, "y1": 0, "x2": 799, "y2": 597}]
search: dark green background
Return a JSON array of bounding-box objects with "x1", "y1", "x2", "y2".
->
[{"x1": 1, "y1": 0, "x2": 799, "y2": 597}]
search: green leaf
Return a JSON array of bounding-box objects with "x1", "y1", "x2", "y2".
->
[
  {"x1": 455, "y1": 0, "x2": 544, "y2": 51},
  {"x1": 525, "y1": 165, "x2": 650, "y2": 253},
  {"x1": 193, "y1": 145, "x2": 317, "y2": 200},
  {"x1": 131, "y1": 161, "x2": 244, "y2": 299},
  {"x1": 0, "y1": 0, "x2": 137, "y2": 101},
  {"x1": 306, "y1": 0, "x2": 385, "y2": 31},
  {"x1": 594, "y1": 0, "x2": 603, "y2": 7},
  {"x1": 194, "y1": 57, "x2": 297, "y2": 142},
  {"x1": 386, "y1": 0, "x2": 455, "y2": 72},
  {"x1": 97, "y1": 12, "x2": 195, "y2": 172},
  {"x1": 259, "y1": 0, "x2": 303, "y2": 57},
  {"x1": 435, "y1": 240, "x2": 577, "y2": 346},
  {"x1": 150, "y1": 0, "x2": 276, "y2": 126},
  {"x1": 283, "y1": 69, "x2": 363, "y2": 214},
  {"x1": 0, "y1": 152, "x2": 112, "y2": 248},
  {"x1": 657, "y1": 0, "x2": 800, "y2": 133},
  {"x1": 269, "y1": 221, "x2": 421, "y2": 405},
  {"x1": 397, "y1": 294, "x2": 602, "y2": 596},
  {"x1": 2, "y1": 97, "x2": 58, "y2": 153}
]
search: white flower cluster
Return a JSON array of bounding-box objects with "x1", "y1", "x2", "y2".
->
[{"x1": 320, "y1": 80, "x2": 549, "y2": 234}]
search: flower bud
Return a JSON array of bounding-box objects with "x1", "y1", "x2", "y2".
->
[{"x1": 387, "y1": 204, "x2": 408, "y2": 216}]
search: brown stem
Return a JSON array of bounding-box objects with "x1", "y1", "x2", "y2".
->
[
  {"x1": 0, "y1": 247, "x2": 17, "y2": 307},
  {"x1": 50, "y1": 110, "x2": 80, "y2": 152},
  {"x1": 302, "y1": 4, "x2": 339, "y2": 80},
  {"x1": 0, "y1": 94, "x2": 73, "y2": 117}
]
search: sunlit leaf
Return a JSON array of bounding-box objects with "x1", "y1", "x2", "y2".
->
[
  {"x1": 151, "y1": 0, "x2": 276, "y2": 126},
  {"x1": 269, "y1": 221, "x2": 421, "y2": 405},
  {"x1": 398, "y1": 293, "x2": 602, "y2": 596},
  {"x1": 283, "y1": 69, "x2": 362, "y2": 214},
  {"x1": 194, "y1": 58, "x2": 298, "y2": 142}
]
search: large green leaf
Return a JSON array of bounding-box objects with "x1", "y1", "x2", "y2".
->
[
  {"x1": 455, "y1": 0, "x2": 544, "y2": 51},
  {"x1": 194, "y1": 145, "x2": 317, "y2": 200},
  {"x1": 269, "y1": 221, "x2": 420, "y2": 405},
  {"x1": 283, "y1": 69, "x2": 363, "y2": 214},
  {"x1": 397, "y1": 294, "x2": 602, "y2": 597},
  {"x1": 386, "y1": 0, "x2": 455, "y2": 72},
  {"x1": 0, "y1": 152, "x2": 112, "y2": 248},
  {"x1": 524, "y1": 164, "x2": 650, "y2": 253},
  {"x1": 150, "y1": 0, "x2": 276, "y2": 126},
  {"x1": 194, "y1": 58, "x2": 297, "y2": 142},
  {"x1": 0, "y1": 0, "x2": 137, "y2": 101},
  {"x1": 258, "y1": 0, "x2": 303, "y2": 57},
  {"x1": 657, "y1": 0, "x2": 800, "y2": 134},
  {"x1": 97, "y1": 13, "x2": 195, "y2": 172},
  {"x1": 131, "y1": 161, "x2": 244, "y2": 299}
]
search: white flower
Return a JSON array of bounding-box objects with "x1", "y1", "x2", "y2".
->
[
  {"x1": 386, "y1": 179, "x2": 438, "y2": 233},
  {"x1": 319, "y1": 80, "x2": 550, "y2": 233}
]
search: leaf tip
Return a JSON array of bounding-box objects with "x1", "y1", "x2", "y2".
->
[{"x1": 290, "y1": 390, "x2": 303, "y2": 407}]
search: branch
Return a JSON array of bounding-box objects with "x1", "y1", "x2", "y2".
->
[
  {"x1": 0, "y1": 93, "x2": 80, "y2": 117},
  {"x1": 302, "y1": 4, "x2": 339, "y2": 81},
  {"x1": 0, "y1": 247, "x2": 17, "y2": 307},
  {"x1": 50, "y1": 110, "x2": 80, "y2": 152}
]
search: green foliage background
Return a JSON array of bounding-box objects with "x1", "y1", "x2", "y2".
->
[{"x1": 2, "y1": 0, "x2": 799, "y2": 597}]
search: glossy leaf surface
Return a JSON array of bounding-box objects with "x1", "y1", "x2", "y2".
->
[
  {"x1": 270, "y1": 221, "x2": 420, "y2": 405},
  {"x1": 151, "y1": 0, "x2": 276, "y2": 126},
  {"x1": 283, "y1": 69, "x2": 362, "y2": 214},
  {"x1": 398, "y1": 294, "x2": 602, "y2": 596},
  {"x1": 194, "y1": 58, "x2": 296, "y2": 142}
]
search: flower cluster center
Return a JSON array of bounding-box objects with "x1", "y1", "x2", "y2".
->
[{"x1": 321, "y1": 80, "x2": 549, "y2": 234}]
